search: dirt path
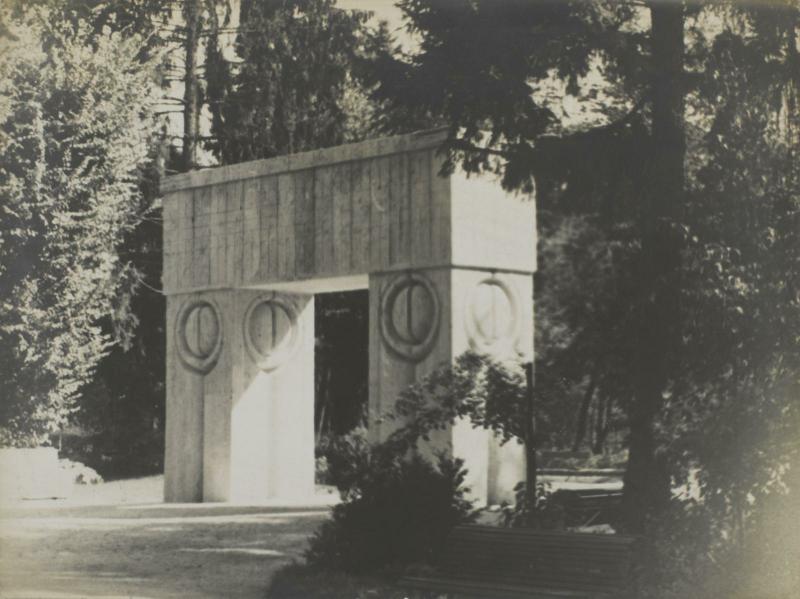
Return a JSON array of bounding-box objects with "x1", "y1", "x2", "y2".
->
[{"x1": 0, "y1": 476, "x2": 333, "y2": 598}]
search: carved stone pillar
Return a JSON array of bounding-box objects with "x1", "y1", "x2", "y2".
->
[
  {"x1": 369, "y1": 268, "x2": 532, "y2": 505},
  {"x1": 161, "y1": 129, "x2": 537, "y2": 505},
  {"x1": 164, "y1": 289, "x2": 314, "y2": 503}
]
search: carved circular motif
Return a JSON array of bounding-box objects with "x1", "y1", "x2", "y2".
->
[
  {"x1": 176, "y1": 299, "x2": 223, "y2": 374},
  {"x1": 244, "y1": 295, "x2": 300, "y2": 371},
  {"x1": 465, "y1": 278, "x2": 520, "y2": 353},
  {"x1": 381, "y1": 273, "x2": 440, "y2": 362}
]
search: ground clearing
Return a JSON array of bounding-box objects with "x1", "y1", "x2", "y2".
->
[{"x1": 0, "y1": 476, "x2": 334, "y2": 599}]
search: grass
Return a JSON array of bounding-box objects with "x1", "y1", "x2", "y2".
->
[{"x1": 266, "y1": 563, "x2": 412, "y2": 599}]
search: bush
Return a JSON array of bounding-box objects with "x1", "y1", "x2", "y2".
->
[
  {"x1": 314, "y1": 428, "x2": 368, "y2": 487},
  {"x1": 307, "y1": 430, "x2": 476, "y2": 575},
  {"x1": 60, "y1": 428, "x2": 163, "y2": 480},
  {"x1": 319, "y1": 427, "x2": 373, "y2": 497}
]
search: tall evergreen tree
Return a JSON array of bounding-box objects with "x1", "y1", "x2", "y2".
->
[
  {"x1": 205, "y1": 0, "x2": 388, "y2": 163},
  {"x1": 201, "y1": 1, "x2": 390, "y2": 439}
]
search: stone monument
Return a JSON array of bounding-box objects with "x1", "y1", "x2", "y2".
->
[{"x1": 160, "y1": 129, "x2": 536, "y2": 505}]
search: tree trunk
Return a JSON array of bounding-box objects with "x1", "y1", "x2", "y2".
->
[
  {"x1": 182, "y1": 0, "x2": 201, "y2": 172},
  {"x1": 592, "y1": 391, "x2": 611, "y2": 455},
  {"x1": 572, "y1": 369, "x2": 597, "y2": 452},
  {"x1": 622, "y1": 1, "x2": 685, "y2": 534}
]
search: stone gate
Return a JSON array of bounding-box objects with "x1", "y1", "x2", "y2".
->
[{"x1": 160, "y1": 129, "x2": 536, "y2": 505}]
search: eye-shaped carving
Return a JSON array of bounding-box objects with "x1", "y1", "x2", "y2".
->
[
  {"x1": 176, "y1": 299, "x2": 223, "y2": 374},
  {"x1": 381, "y1": 273, "x2": 440, "y2": 362},
  {"x1": 244, "y1": 294, "x2": 300, "y2": 372},
  {"x1": 465, "y1": 278, "x2": 520, "y2": 354}
]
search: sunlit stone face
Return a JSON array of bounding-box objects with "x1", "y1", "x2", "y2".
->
[
  {"x1": 244, "y1": 296, "x2": 300, "y2": 371},
  {"x1": 465, "y1": 278, "x2": 520, "y2": 354},
  {"x1": 471, "y1": 280, "x2": 514, "y2": 344}
]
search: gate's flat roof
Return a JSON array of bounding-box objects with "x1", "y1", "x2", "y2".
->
[{"x1": 161, "y1": 129, "x2": 449, "y2": 194}]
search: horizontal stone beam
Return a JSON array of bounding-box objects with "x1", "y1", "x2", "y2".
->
[
  {"x1": 161, "y1": 129, "x2": 449, "y2": 194},
  {"x1": 161, "y1": 130, "x2": 536, "y2": 295}
]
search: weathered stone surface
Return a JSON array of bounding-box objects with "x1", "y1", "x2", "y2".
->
[
  {"x1": 161, "y1": 130, "x2": 535, "y2": 295},
  {"x1": 161, "y1": 130, "x2": 536, "y2": 504}
]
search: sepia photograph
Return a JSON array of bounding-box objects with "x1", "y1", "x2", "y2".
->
[{"x1": 0, "y1": 0, "x2": 798, "y2": 597}]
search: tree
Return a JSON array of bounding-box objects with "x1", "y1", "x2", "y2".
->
[
  {"x1": 205, "y1": 0, "x2": 389, "y2": 163},
  {"x1": 654, "y1": 5, "x2": 800, "y2": 593},
  {"x1": 181, "y1": 0, "x2": 202, "y2": 171},
  {"x1": 374, "y1": 0, "x2": 678, "y2": 532},
  {"x1": 75, "y1": 155, "x2": 168, "y2": 477},
  {"x1": 373, "y1": 0, "x2": 799, "y2": 539},
  {"x1": 13, "y1": 0, "x2": 177, "y2": 475},
  {"x1": 175, "y1": 0, "x2": 235, "y2": 171},
  {"x1": 622, "y1": 0, "x2": 685, "y2": 533},
  {"x1": 200, "y1": 0, "x2": 390, "y2": 446},
  {"x1": 0, "y1": 8, "x2": 162, "y2": 446},
  {"x1": 534, "y1": 214, "x2": 634, "y2": 454}
]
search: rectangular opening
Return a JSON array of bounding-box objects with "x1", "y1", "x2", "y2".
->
[{"x1": 314, "y1": 289, "x2": 369, "y2": 484}]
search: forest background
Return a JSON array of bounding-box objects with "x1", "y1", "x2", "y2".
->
[{"x1": 0, "y1": 0, "x2": 798, "y2": 594}]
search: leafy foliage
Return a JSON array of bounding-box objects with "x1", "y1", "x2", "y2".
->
[
  {"x1": 535, "y1": 214, "x2": 635, "y2": 452},
  {"x1": 374, "y1": 0, "x2": 680, "y2": 535},
  {"x1": 205, "y1": 0, "x2": 390, "y2": 163},
  {"x1": 374, "y1": 0, "x2": 648, "y2": 190},
  {"x1": 308, "y1": 428, "x2": 475, "y2": 575},
  {"x1": 384, "y1": 351, "x2": 528, "y2": 449},
  {"x1": 0, "y1": 10, "x2": 161, "y2": 446},
  {"x1": 73, "y1": 187, "x2": 167, "y2": 478},
  {"x1": 657, "y1": 5, "x2": 800, "y2": 585},
  {"x1": 377, "y1": 0, "x2": 799, "y2": 585}
]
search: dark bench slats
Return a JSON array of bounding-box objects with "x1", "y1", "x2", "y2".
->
[
  {"x1": 448, "y1": 526, "x2": 633, "y2": 544},
  {"x1": 444, "y1": 537, "x2": 634, "y2": 556},
  {"x1": 430, "y1": 570, "x2": 625, "y2": 593},
  {"x1": 442, "y1": 538, "x2": 635, "y2": 562},
  {"x1": 440, "y1": 551, "x2": 631, "y2": 575},
  {"x1": 434, "y1": 569, "x2": 624, "y2": 588},
  {"x1": 441, "y1": 552, "x2": 631, "y2": 574},
  {"x1": 447, "y1": 533, "x2": 632, "y2": 548},
  {"x1": 445, "y1": 535, "x2": 632, "y2": 549},
  {"x1": 402, "y1": 525, "x2": 638, "y2": 598},
  {"x1": 442, "y1": 552, "x2": 630, "y2": 570},
  {"x1": 439, "y1": 547, "x2": 633, "y2": 586},
  {"x1": 403, "y1": 576, "x2": 610, "y2": 598},
  {"x1": 437, "y1": 563, "x2": 627, "y2": 586}
]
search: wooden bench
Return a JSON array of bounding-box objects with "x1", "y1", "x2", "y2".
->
[
  {"x1": 402, "y1": 524, "x2": 639, "y2": 598},
  {"x1": 550, "y1": 488, "x2": 623, "y2": 528}
]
